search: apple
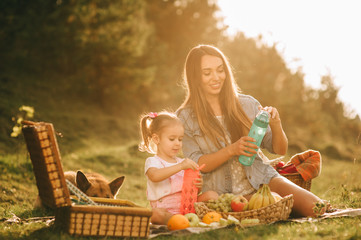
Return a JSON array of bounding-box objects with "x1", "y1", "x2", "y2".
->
[
  {"x1": 184, "y1": 213, "x2": 200, "y2": 227},
  {"x1": 231, "y1": 195, "x2": 248, "y2": 212},
  {"x1": 276, "y1": 161, "x2": 285, "y2": 168}
]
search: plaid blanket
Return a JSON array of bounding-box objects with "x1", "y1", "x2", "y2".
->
[{"x1": 289, "y1": 150, "x2": 322, "y2": 181}]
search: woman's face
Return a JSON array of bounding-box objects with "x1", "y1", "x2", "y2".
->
[{"x1": 200, "y1": 54, "x2": 226, "y2": 98}]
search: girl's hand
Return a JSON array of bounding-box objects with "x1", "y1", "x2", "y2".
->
[
  {"x1": 229, "y1": 136, "x2": 258, "y2": 156},
  {"x1": 193, "y1": 173, "x2": 203, "y2": 190},
  {"x1": 180, "y1": 158, "x2": 199, "y2": 170}
]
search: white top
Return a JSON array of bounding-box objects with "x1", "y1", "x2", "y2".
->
[
  {"x1": 144, "y1": 155, "x2": 184, "y2": 201},
  {"x1": 216, "y1": 116, "x2": 256, "y2": 196}
]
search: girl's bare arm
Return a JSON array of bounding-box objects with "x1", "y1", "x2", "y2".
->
[{"x1": 146, "y1": 158, "x2": 198, "y2": 182}]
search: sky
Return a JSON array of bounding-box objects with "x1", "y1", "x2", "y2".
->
[{"x1": 217, "y1": 0, "x2": 361, "y2": 117}]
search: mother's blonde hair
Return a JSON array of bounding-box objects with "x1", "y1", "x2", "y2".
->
[{"x1": 179, "y1": 44, "x2": 252, "y2": 148}]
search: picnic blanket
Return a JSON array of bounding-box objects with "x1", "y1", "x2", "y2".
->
[
  {"x1": 2, "y1": 208, "x2": 361, "y2": 238},
  {"x1": 148, "y1": 208, "x2": 361, "y2": 238}
]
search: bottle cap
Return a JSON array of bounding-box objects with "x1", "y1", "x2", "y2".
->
[{"x1": 255, "y1": 110, "x2": 269, "y2": 128}]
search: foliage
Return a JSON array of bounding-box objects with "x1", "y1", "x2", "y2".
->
[
  {"x1": 10, "y1": 105, "x2": 34, "y2": 137},
  {"x1": 68, "y1": 0, "x2": 152, "y2": 109},
  {"x1": 0, "y1": 0, "x2": 152, "y2": 111},
  {"x1": 143, "y1": 0, "x2": 227, "y2": 110},
  {"x1": 0, "y1": 0, "x2": 360, "y2": 159}
]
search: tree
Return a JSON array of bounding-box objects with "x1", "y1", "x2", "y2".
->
[
  {"x1": 144, "y1": 0, "x2": 227, "y2": 109},
  {"x1": 0, "y1": 0, "x2": 152, "y2": 111},
  {"x1": 67, "y1": 0, "x2": 152, "y2": 109}
]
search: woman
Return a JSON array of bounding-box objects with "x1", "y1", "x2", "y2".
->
[{"x1": 176, "y1": 44, "x2": 324, "y2": 217}]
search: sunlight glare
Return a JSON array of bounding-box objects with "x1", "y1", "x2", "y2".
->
[{"x1": 217, "y1": 0, "x2": 361, "y2": 117}]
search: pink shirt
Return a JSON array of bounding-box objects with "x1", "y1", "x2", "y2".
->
[{"x1": 144, "y1": 155, "x2": 184, "y2": 201}]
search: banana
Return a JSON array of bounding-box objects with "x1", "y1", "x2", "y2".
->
[
  {"x1": 253, "y1": 186, "x2": 264, "y2": 209},
  {"x1": 248, "y1": 186, "x2": 262, "y2": 210},
  {"x1": 267, "y1": 185, "x2": 276, "y2": 205},
  {"x1": 262, "y1": 186, "x2": 270, "y2": 208},
  {"x1": 248, "y1": 192, "x2": 258, "y2": 210}
]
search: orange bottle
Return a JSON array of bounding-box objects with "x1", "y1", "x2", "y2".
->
[{"x1": 180, "y1": 164, "x2": 205, "y2": 214}]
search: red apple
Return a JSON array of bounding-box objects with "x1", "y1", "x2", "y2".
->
[
  {"x1": 276, "y1": 161, "x2": 285, "y2": 168},
  {"x1": 231, "y1": 195, "x2": 248, "y2": 212}
]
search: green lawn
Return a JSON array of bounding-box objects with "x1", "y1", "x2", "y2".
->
[{"x1": 0, "y1": 141, "x2": 360, "y2": 239}]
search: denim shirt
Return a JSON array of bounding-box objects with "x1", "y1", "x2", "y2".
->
[{"x1": 176, "y1": 94, "x2": 280, "y2": 194}]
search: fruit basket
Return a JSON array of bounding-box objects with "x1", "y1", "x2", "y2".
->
[
  {"x1": 195, "y1": 194, "x2": 294, "y2": 224},
  {"x1": 22, "y1": 121, "x2": 152, "y2": 238}
]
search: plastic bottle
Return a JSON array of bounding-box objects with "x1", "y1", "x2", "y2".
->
[
  {"x1": 238, "y1": 110, "x2": 269, "y2": 166},
  {"x1": 180, "y1": 164, "x2": 205, "y2": 214}
]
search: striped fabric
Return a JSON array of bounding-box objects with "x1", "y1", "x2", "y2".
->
[{"x1": 290, "y1": 150, "x2": 322, "y2": 181}]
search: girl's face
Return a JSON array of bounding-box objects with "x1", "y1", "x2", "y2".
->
[
  {"x1": 155, "y1": 123, "x2": 184, "y2": 160},
  {"x1": 200, "y1": 54, "x2": 226, "y2": 98}
]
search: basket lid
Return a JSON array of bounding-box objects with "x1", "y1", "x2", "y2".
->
[{"x1": 22, "y1": 121, "x2": 71, "y2": 208}]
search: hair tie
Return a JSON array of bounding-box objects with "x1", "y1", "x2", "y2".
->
[{"x1": 149, "y1": 112, "x2": 158, "y2": 119}]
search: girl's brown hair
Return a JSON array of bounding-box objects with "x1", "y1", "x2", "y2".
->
[
  {"x1": 139, "y1": 111, "x2": 182, "y2": 154},
  {"x1": 179, "y1": 44, "x2": 252, "y2": 148}
]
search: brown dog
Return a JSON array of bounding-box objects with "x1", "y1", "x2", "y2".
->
[
  {"x1": 34, "y1": 170, "x2": 125, "y2": 208},
  {"x1": 64, "y1": 170, "x2": 125, "y2": 198}
]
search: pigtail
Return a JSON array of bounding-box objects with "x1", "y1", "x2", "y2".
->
[{"x1": 139, "y1": 115, "x2": 154, "y2": 154}]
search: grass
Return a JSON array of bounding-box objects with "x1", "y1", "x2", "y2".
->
[{"x1": 0, "y1": 139, "x2": 360, "y2": 239}]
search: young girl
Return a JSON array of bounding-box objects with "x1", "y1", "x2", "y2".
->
[{"x1": 139, "y1": 111, "x2": 218, "y2": 225}]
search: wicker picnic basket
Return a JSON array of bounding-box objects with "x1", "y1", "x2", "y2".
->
[
  {"x1": 22, "y1": 121, "x2": 152, "y2": 238},
  {"x1": 282, "y1": 173, "x2": 311, "y2": 191},
  {"x1": 195, "y1": 194, "x2": 294, "y2": 224},
  {"x1": 270, "y1": 158, "x2": 312, "y2": 191}
]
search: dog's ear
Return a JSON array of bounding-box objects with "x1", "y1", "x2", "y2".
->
[
  {"x1": 76, "y1": 171, "x2": 91, "y2": 193},
  {"x1": 109, "y1": 176, "x2": 125, "y2": 197}
]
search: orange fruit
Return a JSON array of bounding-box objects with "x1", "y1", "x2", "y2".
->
[
  {"x1": 167, "y1": 214, "x2": 190, "y2": 231},
  {"x1": 202, "y1": 211, "x2": 222, "y2": 224}
]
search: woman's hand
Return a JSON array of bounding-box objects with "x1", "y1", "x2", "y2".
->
[
  {"x1": 180, "y1": 158, "x2": 199, "y2": 170},
  {"x1": 193, "y1": 173, "x2": 203, "y2": 190},
  {"x1": 228, "y1": 136, "x2": 258, "y2": 156},
  {"x1": 259, "y1": 106, "x2": 281, "y2": 126},
  {"x1": 259, "y1": 105, "x2": 288, "y2": 155}
]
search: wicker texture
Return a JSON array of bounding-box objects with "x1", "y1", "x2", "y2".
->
[
  {"x1": 282, "y1": 173, "x2": 311, "y2": 191},
  {"x1": 22, "y1": 121, "x2": 152, "y2": 238},
  {"x1": 22, "y1": 122, "x2": 71, "y2": 208},
  {"x1": 56, "y1": 205, "x2": 151, "y2": 237},
  {"x1": 195, "y1": 194, "x2": 294, "y2": 224}
]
